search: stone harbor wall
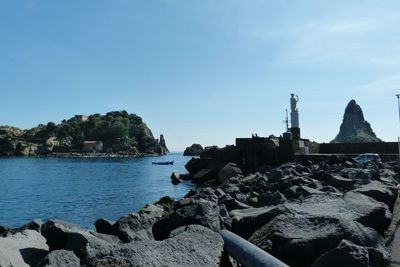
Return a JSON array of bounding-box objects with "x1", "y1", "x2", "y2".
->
[
  {"x1": 1, "y1": 157, "x2": 399, "y2": 266},
  {"x1": 320, "y1": 142, "x2": 399, "y2": 155}
]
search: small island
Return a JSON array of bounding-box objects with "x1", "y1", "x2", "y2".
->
[{"x1": 0, "y1": 111, "x2": 168, "y2": 157}]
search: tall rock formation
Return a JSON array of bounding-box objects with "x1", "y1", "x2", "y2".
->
[{"x1": 331, "y1": 100, "x2": 381, "y2": 143}]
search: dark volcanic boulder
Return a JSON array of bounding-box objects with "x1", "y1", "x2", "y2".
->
[
  {"x1": 218, "y1": 163, "x2": 243, "y2": 184},
  {"x1": 96, "y1": 204, "x2": 164, "y2": 243},
  {"x1": 324, "y1": 173, "x2": 356, "y2": 191},
  {"x1": 41, "y1": 220, "x2": 116, "y2": 264},
  {"x1": 219, "y1": 199, "x2": 251, "y2": 212},
  {"x1": 185, "y1": 158, "x2": 215, "y2": 174},
  {"x1": 331, "y1": 99, "x2": 381, "y2": 143},
  {"x1": 170, "y1": 172, "x2": 183, "y2": 184},
  {"x1": 183, "y1": 144, "x2": 204, "y2": 156},
  {"x1": 311, "y1": 239, "x2": 389, "y2": 267},
  {"x1": 284, "y1": 192, "x2": 391, "y2": 235},
  {"x1": 249, "y1": 214, "x2": 387, "y2": 267},
  {"x1": 0, "y1": 219, "x2": 43, "y2": 237},
  {"x1": 354, "y1": 180, "x2": 397, "y2": 210},
  {"x1": 229, "y1": 205, "x2": 286, "y2": 238},
  {"x1": 89, "y1": 225, "x2": 224, "y2": 266},
  {"x1": 37, "y1": 250, "x2": 80, "y2": 267},
  {"x1": 200, "y1": 145, "x2": 240, "y2": 164},
  {"x1": 257, "y1": 191, "x2": 287, "y2": 206},
  {"x1": 192, "y1": 168, "x2": 218, "y2": 183},
  {"x1": 185, "y1": 158, "x2": 225, "y2": 177},
  {"x1": 152, "y1": 200, "x2": 221, "y2": 240}
]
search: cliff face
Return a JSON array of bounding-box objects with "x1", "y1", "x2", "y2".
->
[
  {"x1": 0, "y1": 111, "x2": 168, "y2": 156},
  {"x1": 331, "y1": 100, "x2": 381, "y2": 143}
]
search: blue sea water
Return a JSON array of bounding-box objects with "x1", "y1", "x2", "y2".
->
[{"x1": 0, "y1": 153, "x2": 194, "y2": 229}]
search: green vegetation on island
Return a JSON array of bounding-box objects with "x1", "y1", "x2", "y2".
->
[{"x1": 0, "y1": 111, "x2": 168, "y2": 156}]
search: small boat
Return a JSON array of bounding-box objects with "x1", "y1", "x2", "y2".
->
[{"x1": 152, "y1": 161, "x2": 174, "y2": 165}]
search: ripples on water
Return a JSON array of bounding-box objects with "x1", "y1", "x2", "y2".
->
[{"x1": 0, "y1": 153, "x2": 194, "y2": 229}]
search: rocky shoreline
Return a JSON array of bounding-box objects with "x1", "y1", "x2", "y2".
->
[
  {"x1": 0, "y1": 152, "x2": 169, "y2": 158},
  {"x1": 1, "y1": 158, "x2": 399, "y2": 266}
]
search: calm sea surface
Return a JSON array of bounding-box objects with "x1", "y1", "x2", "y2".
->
[{"x1": 0, "y1": 153, "x2": 194, "y2": 229}]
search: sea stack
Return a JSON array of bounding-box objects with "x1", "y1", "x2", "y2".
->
[{"x1": 331, "y1": 99, "x2": 381, "y2": 143}]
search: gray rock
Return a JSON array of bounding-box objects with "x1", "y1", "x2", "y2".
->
[
  {"x1": 230, "y1": 205, "x2": 286, "y2": 238},
  {"x1": 219, "y1": 183, "x2": 242, "y2": 198},
  {"x1": 218, "y1": 163, "x2": 242, "y2": 184},
  {"x1": 311, "y1": 239, "x2": 390, "y2": 267},
  {"x1": 139, "y1": 203, "x2": 165, "y2": 218},
  {"x1": 219, "y1": 198, "x2": 251, "y2": 212},
  {"x1": 185, "y1": 158, "x2": 224, "y2": 176},
  {"x1": 324, "y1": 173, "x2": 356, "y2": 190},
  {"x1": 0, "y1": 219, "x2": 43, "y2": 237},
  {"x1": 354, "y1": 180, "x2": 397, "y2": 210},
  {"x1": 190, "y1": 187, "x2": 218, "y2": 203},
  {"x1": 155, "y1": 196, "x2": 176, "y2": 211},
  {"x1": 0, "y1": 225, "x2": 8, "y2": 237},
  {"x1": 93, "y1": 218, "x2": 115, "y2": 235},
  {"x1": 37, "y1": 250, "x2": 80, "y2": 267},
  {"x1": 183, "y1": 144, "x2": 204, "y2": 156},
  {"x1": 219, "y1": 204, "x2": 232, "y2": 229},
  {"x1": 96, "y1": 211, "x2": 160, "y2": 243},
  {"x1": 283, "y1": 185, "x2": 301, "y2": 199},
  {"x1": 0, "y1": 229, "x2": 49, "y2": 267},
  {"x1": 257, "y1": 191, "x2": 287, "y2": 206},
  {"x1": 89, "y1": 231, "x2": 123, "y2": 244},
  {"x1": 193, "y1": 169, "x2": 217, "y2": 183},
  {"x1": 249, "y1": 214, "x2": 387, "y2": 267},
  {"x1": 284, "y1": 192, "x2": 391, "y2": 235},
  {"x1": 90, "y1": 225, "x2": 224, "y2": 267},
  {"x1": 279, "y1": 177, "x2": 294, "y2": 191},
  {"x1": 321, "y1": 185, "x2": 340, "y2": 193},
  {"x1": 41, "y1": 220, "x2": 116, "y2": 264},
  {"x1": 270, "y1": 168, "x2": 284, "y2": 180},
  {"x1": 152, "y1": 200, "x2": 221, "y2": 240},
  {"x1": 297, "y1": 185, "x2": 325, "y2": 197},
  {"x1": 171, "y1": 172, "x2": 183, "y2": 184}
]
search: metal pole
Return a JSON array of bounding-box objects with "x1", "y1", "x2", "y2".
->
[
  {"x1": 220, "y1": 230, "x2": 290, "y2": 267},
  {"x1": 396, "y1": 95, "x2": 400, "y2": 162}
]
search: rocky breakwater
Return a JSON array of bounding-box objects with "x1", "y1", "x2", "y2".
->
[
  {"x1": 170, "y1": 154, "x2": 399, "y2": 266},
  {"x1": 1, "y1": 158, "x2": 399, "y2": 266}
]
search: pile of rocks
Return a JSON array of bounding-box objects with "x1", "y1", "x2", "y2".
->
[
  {"x1": 1, "y1": 159, "x2": 399, "y2": 266},
  {"x1": 164, "y1": 159, "x2": 398, "y2": 267}
]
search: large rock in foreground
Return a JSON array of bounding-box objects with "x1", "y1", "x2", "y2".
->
[
  {"x1": 311, "y1": 239, "x2": 389, "y2": 267},
  {"x1": 249, "y1": 214, "x2": 387, "y2": 267},
  {"x1": 284, "y1": 192, "x2": 391, "y2": 235},
  {"x1": 37, "y1": 250, "x2": 80, "y2": 267},
  {"x1": 90, "y1": 225, "x2": 223, "y2": 266},
  {"x1": 95, "y1": 204, "x2": 164, "y2": 242},
  {"x1": 152, "y1": 199, "x2": 221, "y2": 240},
  {"x1": 41, "y1": 220, "x2": 117, "y2": 265},
  {"x1": 0, "y1": 230, "x2": 49, "y2": 267}
]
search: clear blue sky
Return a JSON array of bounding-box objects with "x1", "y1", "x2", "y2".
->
[{"x1": 1, "y1": 1, "x2": 400, "y2": 151}]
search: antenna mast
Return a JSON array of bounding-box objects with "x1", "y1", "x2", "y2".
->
[{"x1": 284, "y1": 109, "x2": 289, "y2": 132}]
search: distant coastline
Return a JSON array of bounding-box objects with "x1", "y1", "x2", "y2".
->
[{"x1": 0, "y1": 111, "x2": 169, "y2": 157}]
